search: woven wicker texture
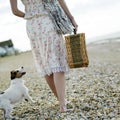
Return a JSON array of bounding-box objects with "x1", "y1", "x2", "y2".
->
[{"x1": 65, "y1": 33, "x2": 89, "y2": 68}]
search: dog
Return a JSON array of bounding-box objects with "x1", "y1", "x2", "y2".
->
[{"x1": 0, "y1": 67, "x2": 35, "y2": 119}]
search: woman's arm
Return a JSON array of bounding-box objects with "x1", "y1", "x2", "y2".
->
[
  {"x1": 10, "y1": 0, "x2": 25, "y2": 18},
  {"x1": 58, "y1": 0, "x2": 78, "y2": 31}
]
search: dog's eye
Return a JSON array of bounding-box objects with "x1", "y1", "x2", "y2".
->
[{"x1": 16, "y1": 70, "x2": 19, "y2": 72}]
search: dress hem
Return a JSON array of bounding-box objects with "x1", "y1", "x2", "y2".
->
[{"x1": 40, "y1": 67, "x2": 69, "y2": 76}]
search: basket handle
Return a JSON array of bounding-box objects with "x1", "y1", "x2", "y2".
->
[{"x1": 73, "y1": 29, "x2": 77, "y2": 34}]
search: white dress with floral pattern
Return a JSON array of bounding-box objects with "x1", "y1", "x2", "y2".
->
[{"x1": 21, "y1": 0, "x2": 69, "y2": 76}]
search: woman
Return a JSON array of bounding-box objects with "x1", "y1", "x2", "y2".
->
[{"x1": 10, "y1": 0, "x2": 78, "y2": 113}]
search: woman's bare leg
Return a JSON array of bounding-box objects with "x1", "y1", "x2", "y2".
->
[
  {"x1": 53, "y1": 72, "x2": 66, "y2": 112},
  {"x1": 45, "y1": 74, "x2": 58, "y2": 98}
]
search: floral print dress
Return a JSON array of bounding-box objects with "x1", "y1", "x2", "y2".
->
[{"x1": 21, "y1": 0, "x2": 69, "y2": 76}]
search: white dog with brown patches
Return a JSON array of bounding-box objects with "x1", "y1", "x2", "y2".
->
[{"x1": 0, "y1": 67, "x2": 35, "y2": 119}]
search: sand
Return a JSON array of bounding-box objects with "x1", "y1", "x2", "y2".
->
[{"x1": 0, "y1": 42, "x2": 120, "y2": 120}]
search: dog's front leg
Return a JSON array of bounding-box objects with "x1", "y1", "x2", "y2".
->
[{"x1": 24, "y1": 92, "x2": 35, "y2": 104}]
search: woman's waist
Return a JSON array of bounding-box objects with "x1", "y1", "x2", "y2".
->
[{"x1": 24, "y1": 13, "x2": 49, "y2": 20}]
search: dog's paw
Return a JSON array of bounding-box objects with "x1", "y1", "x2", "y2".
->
[
  {"x1": 32, "y1": 100, "x2": 36, "y2": 103},
  {"x1": 29, "y1": 100, "x2": 37, "y2": 105}
]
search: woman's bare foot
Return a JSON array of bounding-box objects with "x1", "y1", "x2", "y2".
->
[{"x1": 60, "y1": 106, "x2": 66, "y2": 113}]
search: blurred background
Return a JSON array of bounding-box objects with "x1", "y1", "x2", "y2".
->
[{"x1": 0, "y1": 0, "x2": 120, "y2": 54}]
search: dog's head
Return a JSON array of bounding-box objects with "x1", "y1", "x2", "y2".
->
[{"x1": 11, "y1": 67, "x2": 26, "y2": 80}]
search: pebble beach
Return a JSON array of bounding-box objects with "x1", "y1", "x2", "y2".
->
[{"x1": 0, "y1": 41, "x2": 120, "y2": 120}]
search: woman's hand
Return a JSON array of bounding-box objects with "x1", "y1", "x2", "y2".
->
[{"x1": 70, "y1": 17, "x2": 78, "y2": 32}]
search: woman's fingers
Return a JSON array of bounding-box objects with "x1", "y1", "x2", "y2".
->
[{"x1": 71, "y1": 18, "x2": 78, "y2": 32}]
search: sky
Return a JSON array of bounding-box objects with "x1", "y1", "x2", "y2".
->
[{"x1": 0, "y1": 0, "x2": 120, "y2": 51}]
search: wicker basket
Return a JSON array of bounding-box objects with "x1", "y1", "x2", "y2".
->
[{"x1": 65, "y1": 33, "x2": 89, "y2": 68}]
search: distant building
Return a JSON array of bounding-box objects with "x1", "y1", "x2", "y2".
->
[{"x1": 0, "y1": 39, "x2": 16, "y2": 57}]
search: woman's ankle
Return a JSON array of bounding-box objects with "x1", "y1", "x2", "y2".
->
[{"x1": 60, "y1": 105, "x2": 66, "y2": 113}]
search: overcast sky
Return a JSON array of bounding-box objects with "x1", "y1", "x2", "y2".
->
[{"x1": 0, "y1": 0, "x2": 120, "y2": 51}]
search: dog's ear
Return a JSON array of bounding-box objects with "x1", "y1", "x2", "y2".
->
[{"x1": 11, "y1": 71, "x2": 16, "y2": 80}]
